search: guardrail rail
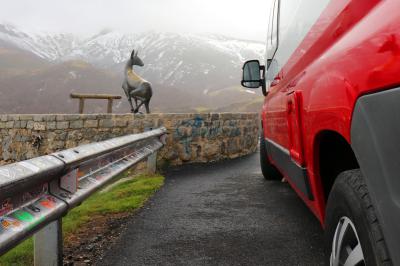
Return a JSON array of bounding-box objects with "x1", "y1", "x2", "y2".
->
[{"x1": 0, "y1": 127, "x2": 167, "y2": 266}]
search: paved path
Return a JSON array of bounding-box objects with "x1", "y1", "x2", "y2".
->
[{"x1": 100, "y1": 152, "x2": 326, "y2": 265}]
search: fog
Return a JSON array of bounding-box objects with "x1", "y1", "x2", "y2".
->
[{"x1": 0, "y1": 0, "x2": 270, "y2": 41}]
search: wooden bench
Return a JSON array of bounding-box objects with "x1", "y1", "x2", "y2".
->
[{"x1": 70, "y1": 93, "x2": 122, "y2": 114}]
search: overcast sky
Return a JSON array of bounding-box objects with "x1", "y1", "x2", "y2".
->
[{"x1": 0, "y1": 0, "x2": 271, "y2": 41}]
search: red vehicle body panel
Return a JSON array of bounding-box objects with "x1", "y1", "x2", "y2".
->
[{"x1": 262, "y1": 0, "x2": 400, "y2": 223}]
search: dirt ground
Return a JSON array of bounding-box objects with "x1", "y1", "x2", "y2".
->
[{"x1": 63, "y1": 212, "x2": 134, "y2": 266}]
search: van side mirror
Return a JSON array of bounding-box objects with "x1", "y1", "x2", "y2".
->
[
  {"x1": 241, "y1": 60, "x2": 265, "y2": 89},
  {"x1": 241, "y1": 60, "x2": 268, "y2": 96}
]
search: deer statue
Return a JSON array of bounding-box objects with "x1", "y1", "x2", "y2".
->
[{"x1": 122, "y1": 49, "x2": 153, "y2": 113}]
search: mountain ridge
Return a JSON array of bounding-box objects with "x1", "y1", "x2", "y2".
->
[{"x1": 0, "y1": 24, "x2": 266, "y2": 114}]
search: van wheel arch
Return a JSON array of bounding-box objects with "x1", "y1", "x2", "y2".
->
[{"x1": 314, "y1": 130, "x2": 359, "y2": 203}]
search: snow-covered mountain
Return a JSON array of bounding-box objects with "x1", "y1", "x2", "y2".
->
[
  {"x1": 0, "y1": 24, "x2": 265, "y2": 87},
  {"x1": 0, "y1": 24, "x2": 79, "y2": 61},
  {"x1": 0, "y1": 24, "x2": 265, "y2": 65},
  {"x1": 0, "y1": 23, "x2": 266, "y2": 113}
]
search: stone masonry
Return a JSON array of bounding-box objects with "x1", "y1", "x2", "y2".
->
[{"x1": 0, "y1": 113, "x2": 259, "y2": 167}]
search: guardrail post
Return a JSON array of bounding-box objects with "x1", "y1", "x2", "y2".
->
[
  {"x1": 147, "y1": 152, "x2": 157, "y2": 174},
  {"x1": 34, "y1": 219, "x2": 63, "y2": 266},
  {"x1": 145, "y1": 127, "x2": 157, "y2": 174}
]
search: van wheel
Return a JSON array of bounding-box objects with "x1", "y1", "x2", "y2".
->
[
  {"x1": 325, "y1": 170, "x2": 392, "y2": 266},
  {"x1": 259, "y1": 136, "x2": 282, "y2": 180}
]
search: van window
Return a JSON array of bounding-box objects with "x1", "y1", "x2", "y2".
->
[
  {"x1": 265, "y1": 0, "x2": 331, "y2": 81},
  {"x1": 266, "y1": 0, "x2": 279, "y2": 61}
]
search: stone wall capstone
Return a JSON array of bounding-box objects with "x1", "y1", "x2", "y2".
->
[{"x1": 0, "y1": 113, "x2": 259, "y2": 167}]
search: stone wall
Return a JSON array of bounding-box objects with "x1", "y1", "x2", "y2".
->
[{"x1": 0, "y1": 113, "x2": 259, "y2": 167}]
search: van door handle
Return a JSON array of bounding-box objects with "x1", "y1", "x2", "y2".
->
[{"x1": 271, "y1": 77, "x2": 281, "y2": 87}]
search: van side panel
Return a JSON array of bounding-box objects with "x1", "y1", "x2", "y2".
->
[
  {"x1": 262, "y1": 0, "x2": 400, "y2": 263},
  {"x1": 269, "y1": 1, "x2": 400, "y2": 262},
  {"x1": 300, "y1": 0, "x2": 398, "y2": 219},
  {"x1": 263, "y1": 0, "x2": 386, "y2": 220}
]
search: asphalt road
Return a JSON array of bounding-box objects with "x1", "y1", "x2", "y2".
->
[{"x1": 100, "y1": 151, "x2": 326, "y2": 266}]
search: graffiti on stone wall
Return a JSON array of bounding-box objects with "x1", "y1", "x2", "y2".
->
[
  {"x1": 172, "y1": 115, "x2": 247, "y2": 161},
  {"x1": 174, "y1": 116, "x2": 231, "y2": 139}
]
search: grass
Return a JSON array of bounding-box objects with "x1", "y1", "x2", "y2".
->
[{"x1": 0, "y1": 173, "x2": 164, "y2": 266}]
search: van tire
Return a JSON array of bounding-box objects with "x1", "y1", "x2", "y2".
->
[
  {"x1": 325, "y1": 170, "x2": 392, "y2": 266},
  {"x1": 259, "y1": 135, "x2": 282, "y2": 180}
]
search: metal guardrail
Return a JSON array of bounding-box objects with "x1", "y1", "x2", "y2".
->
[{"x1": 0, "y1": 127, "x2": 167, "y2": 265}]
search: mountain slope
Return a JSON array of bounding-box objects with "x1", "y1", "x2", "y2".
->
[
  {"x1": 0, "y1": 61, "x2": 126, "y2": 114},
  {"x1": 0, "y1": 40, "x2": 50, "y2": 78}
]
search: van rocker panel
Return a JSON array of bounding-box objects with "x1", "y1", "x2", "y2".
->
[{"x1": 265, "y1": 138, "x2": 313, "y2": 200}]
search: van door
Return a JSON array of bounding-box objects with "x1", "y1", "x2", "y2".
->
[
  {"x1": 264, "y1": 0, "x2": 291, "y2": 150},
  {"x1": 264, "y1": 0, "x2": 331, "y2": 200},
  {"x1": 264, "y1": 0, "x2": 331, "y2": 156}
]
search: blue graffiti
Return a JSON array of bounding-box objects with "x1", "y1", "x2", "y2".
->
[{"x1": 174, "y1": 116, "x2": 225, "y2": 139}]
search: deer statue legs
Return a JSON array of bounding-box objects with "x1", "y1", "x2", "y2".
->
[
  {"x1": 126, "y1": 95, "x2": 145, "y2": 114},
  {"x1": 131, "y1": 97, "x2": 150, "y2": 114},
  {"x1": 124, "y1": 88, "x2": 150, "y2": 114}
]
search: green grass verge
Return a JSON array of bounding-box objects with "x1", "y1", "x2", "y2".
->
[{"x1": 0, "y1": 173, "x2": 164, "y2": 266}]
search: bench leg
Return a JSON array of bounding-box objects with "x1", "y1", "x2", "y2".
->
[
  {"x1": 107, "y1": 99, "x2": 113, "y2": 113},
  {"x1": 79, "y1": 99, "x2": 85, "y2": 114}
]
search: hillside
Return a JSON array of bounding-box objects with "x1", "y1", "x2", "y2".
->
[
  {"x1": 0, "y1": 40, "x2": 50, "y2": 78},
  {"x1": 0, "y1": 61, "x2": 125, "y2": 114}
]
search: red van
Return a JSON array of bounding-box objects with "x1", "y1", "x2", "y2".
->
[{"x1": 242, "y1": 1, "x2": 400, "y2": 265}]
